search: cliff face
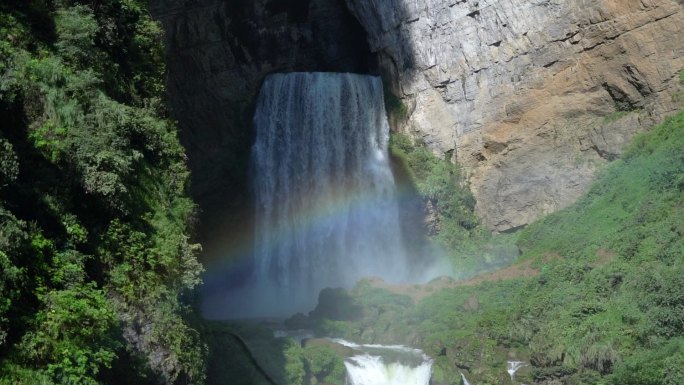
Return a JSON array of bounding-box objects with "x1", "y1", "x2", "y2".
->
[
  {"x1": 154, "y1": 0, "x2": 683, "y2": 232},
  {"x1": 346, "y1": 0, "x2": 684, "y2": 231}
]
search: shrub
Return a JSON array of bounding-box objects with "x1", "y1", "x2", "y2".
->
[
  {"x1": 0, "y1": 2, "x2": 204, "y2": 383},
  {"x1": 609, "y1": 338, "x2": 684, "y2": 385},
  {"x1": 302, "y1": 345, "x2": 346, "y2": 385},
  {"x1": 284, "y1": 341, "x2": 305, "y2": 385}
]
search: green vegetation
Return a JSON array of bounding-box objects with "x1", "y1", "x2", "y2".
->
[
  {"x1": 384, "y1": 88, "x2": 409, "y2": 123},
  {"x1": 602, "y1": 109, "x2": 638, "y2": 123},
  {"x1": 382, "y1": 77, "x2": 409, "y2": 124},
  {"x1": 304, "y1": 111, "x2": 684, "y2": 385},
  {"x1": 390, "y1": 133, "x2": 519, "y2": 276},
  {"x1": 674, "y1": 67, "x2": 684, "y2": 104},
  {"x1": 0, "y1": 1, "x2": 204, "y2": 384},
  {"x1": 302, "y1": 345, "x2": 346, "y2": 385},
  {"x1": 2, "y1": 2, "x2": 683, "y2": 385},
  {"x1": 285, "y1": 343, "x2": 346, "y2": 385},
  {"x1": 197, "y1": 320, "x2": 347, "y2": 385}
]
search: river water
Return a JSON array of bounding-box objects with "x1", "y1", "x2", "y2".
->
[{"x1": 333, "y1": 339, "x2": 432, "y2": 385}]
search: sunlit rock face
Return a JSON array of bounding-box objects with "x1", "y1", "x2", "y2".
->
[
  {"x1": 346, "y1": 0, "x2": 684, "y2": 231},
  {"x1": 151, "y1": 0, "x2": 684, "y2": 236}
]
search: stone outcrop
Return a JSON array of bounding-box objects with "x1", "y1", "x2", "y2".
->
[{"x1": 346, "y1": 0, "x2": 684, "y2": 231}]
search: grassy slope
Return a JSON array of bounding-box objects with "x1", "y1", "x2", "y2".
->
[
  {"x1": 509, "y1": 110, "x2": 684, "y2": 385},
  {"x1": 447, "y1": 110, "x2": 682, "y2": 384},
  {"x1": 314, "y1": 110, "x2": 684, "y2": 385}
]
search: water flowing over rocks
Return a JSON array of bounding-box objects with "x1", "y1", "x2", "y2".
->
[
  {"x1": 251, "y1": 72, "x2": 408, "y2": 313},
  {"x1": 334, "y1": 339, "x2": 433, "y2": 385},
  {"x1": 345, "y1": 0, "x2": 684, "y2": 231}
]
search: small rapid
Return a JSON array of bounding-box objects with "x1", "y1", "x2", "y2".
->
[
  {"x1": 507, "y1": 360, "x2": 527, "y2": 383},
  {"x1": 334, "y1": 340, "x2": 432, "y2": 385}
]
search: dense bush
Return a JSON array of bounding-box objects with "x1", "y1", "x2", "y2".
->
[
  {"x1": 301, "y1": 345, "x2": 346, "y2": 385},
  {"x1": 609, "y1": 338, "x2": 684, "y2": 385},
  {"x1": 0, "y1": 1, "x2": 204, "y2": 384},
  {"x1": 283, "y1": 343, "x2": 346, "y2": 385}
]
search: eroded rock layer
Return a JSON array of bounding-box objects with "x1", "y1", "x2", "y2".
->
[{"x1": 346, "y1": 0, "x2": 684, "y2": 231}]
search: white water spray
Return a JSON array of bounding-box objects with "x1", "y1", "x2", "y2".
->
[
  {"x1": 507, "y1": 361, "x2": 527, "y2": 383},
  {"x1": 460, "y1": 372, "x2": 471, "y2": 385},
  {"x1": 335, "y1": 339, "x2": 432, "y2": 385},
  {"x1": 250, "y1": 72, "x2": 408, "y2": 315}
]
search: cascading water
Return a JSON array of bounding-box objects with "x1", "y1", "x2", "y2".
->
[
  {"x1": 205, "y1": 72, "x2": 412, "y2": 317},
  {"x1": 334, "y1": 340, "x2": 433, "y2": 385},
  {"x1": 507, "y1": 361, "x2": 527, "y2": 383}
]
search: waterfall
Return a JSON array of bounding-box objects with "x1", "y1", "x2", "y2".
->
[
  {"x1": 334, "y1": 340, "x2": 432, "y2": 385},
  {"x1": 247, "y1": 72, "x2": 409, "y2": 315},
  {"x1": 460, "y1": 373, "x2": 471, "y2": 385},
  {"x1": 507, "y1": 361, "x2": 527, "y2": 383}
]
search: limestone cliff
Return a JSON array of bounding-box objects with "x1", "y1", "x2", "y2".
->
[
  {"x1": 153, "y1": 0, "x2": 684, "y2": 233},
  {"x1": 346, "y1": 0, "x2": 684, "y2": 231}
]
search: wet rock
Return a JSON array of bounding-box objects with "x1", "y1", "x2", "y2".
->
[{"x1": 309, "y1": 288, "x2": 364, "y2": 321}]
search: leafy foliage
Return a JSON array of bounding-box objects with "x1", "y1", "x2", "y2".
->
[
  {"x1": 609, "y1": 338, "x2": 684, "y2": 385},
  {"x1": 389, "y1": 133, "x2": 519, "y2": 276},
  {"x1": 301, "y1": 345, "x2": 346, "y2": 385},
  {"x1": 383, "y1": 85, "x2": 409, "y2": 123},
  {"x1": 0, "y1": 1, "x2": 205, "y2": 383},
  {"x1": 0, "y1": 139, "x2": 19, "y2": 185},
  {"x1": 284, "y1": 341, "x2": 306, "y2": 385}
]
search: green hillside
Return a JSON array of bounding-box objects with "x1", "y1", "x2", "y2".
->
[{"x1": 307, "y1": 110, "x2": 684, "y2": 385}]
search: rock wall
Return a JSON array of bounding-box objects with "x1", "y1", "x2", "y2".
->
[{"x1": 346, "y1": 0, "x2": 684, "y2": 231}]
